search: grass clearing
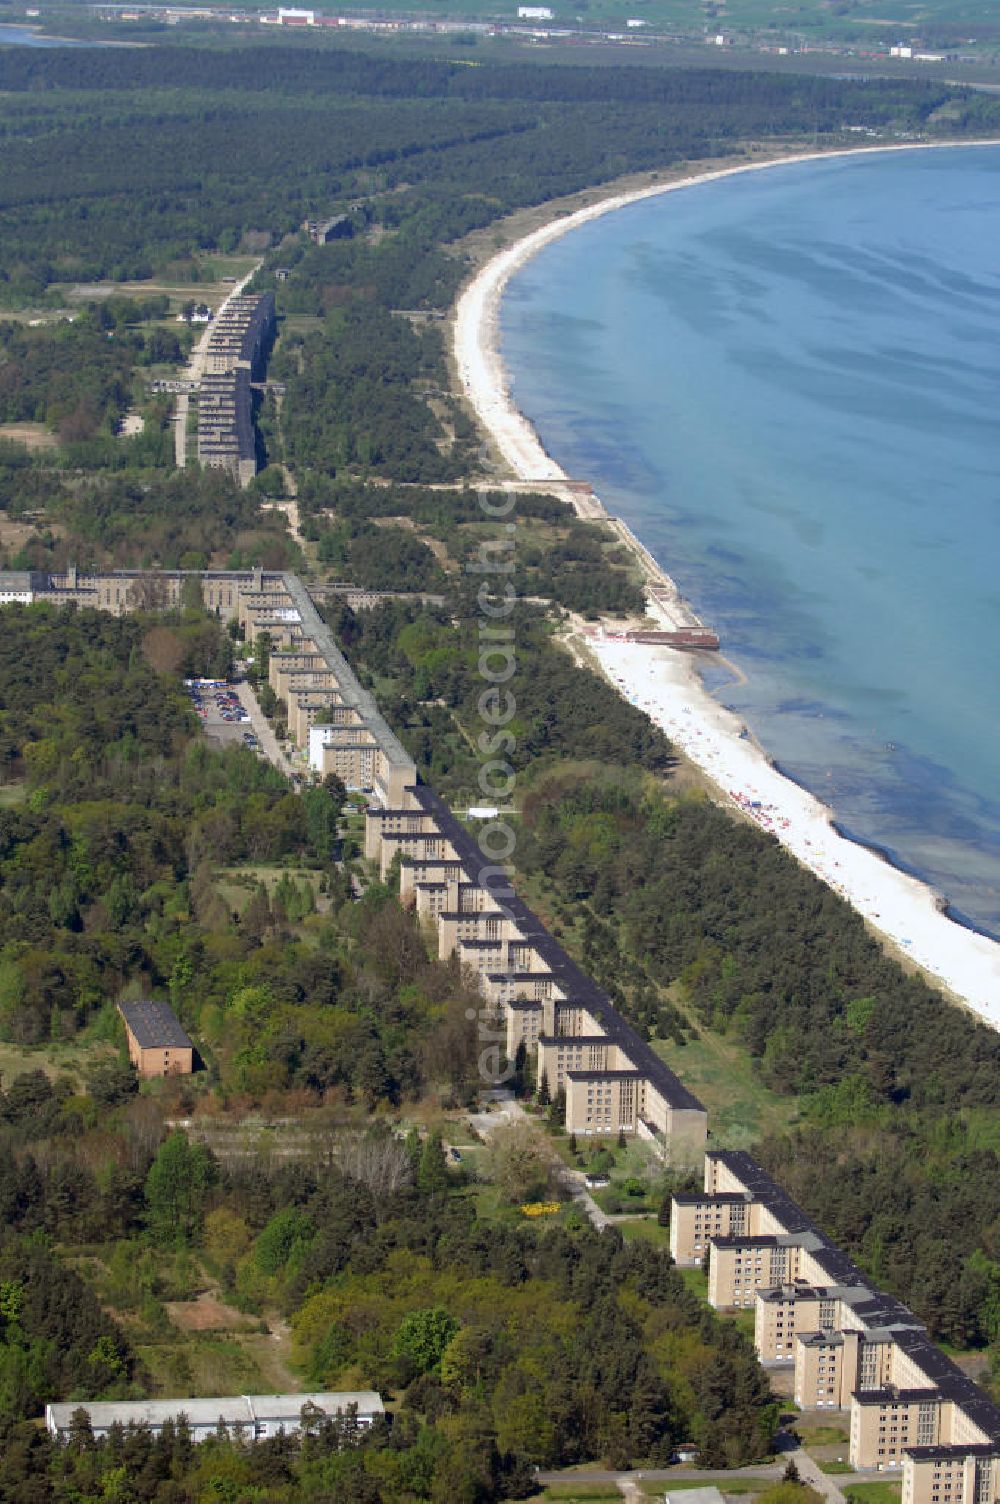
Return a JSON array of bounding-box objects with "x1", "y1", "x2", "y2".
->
[
  {"x1": 678, "y1": 1266, "x2": 709, "y2": 1301},
  {"x1": 794, "y1": 1421, "x2": 850, "y2": 1446},
  {"x1": 0, "y1": 783, "x2": 26, "y2": 806},
  {"x1": 137, "y1": 1333, "x2": 272, "y2": 1398},
  {"x1": 618, "y1": 1218, "x2": 671, "y2": 1248},
  {"x1": 0, "y1": 1036, "x2": 117, "y2": 1089},
  {"x1": 842, "y1": 1485, "x2": 902, "y2": 1504},
  {"x1": 654, "y1": 1026, "x2": 799, "y2": 1148},
  {"x1": 0, "y1": 422, "x2": 57, "y2": 451},
  {"x1": 214, "y1": 863, "x2": 327, "y2": 917}
]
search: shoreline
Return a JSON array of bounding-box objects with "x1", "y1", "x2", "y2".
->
[{"x1": 452, "y1": 138, "x2": 1000, "y2": 1026}]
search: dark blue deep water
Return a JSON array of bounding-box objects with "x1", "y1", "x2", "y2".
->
[{"x1": 501, "y1": 147, "x2": 1000, "y2": 937}]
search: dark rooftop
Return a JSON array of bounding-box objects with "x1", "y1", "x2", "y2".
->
[
  {"x1": 539, "y1": 1035, "x2": 611, "y2": 1046},
  {"x1": 119, "y1": 999, "x2": 192, "y2": 1052},
  {"x1": 890, "y1": 1330, "x2": 1000, "y2": 1440},
  {"x1": 674, "y1": 1191, "x2": 750, "y2": 1206},
  {"x1": 712, "y1": 1234, "x2": 781, "y2": 1248},
  {"x1": 410, "y1": 783, "x2": 705, "y2": 1116},
  {"x1": 905, "y1": 1445, "x2": 1000, "y2": 1461},
  {"x1": 851, "y1": 1386, "x2": 941, "y2": 1406},
  {"x1": 707, "y1": 1151, "x2": 820, "y2": 1239},
  {"x1": 565, "y1": 1069, "x2": 643, "y2": 1081}
]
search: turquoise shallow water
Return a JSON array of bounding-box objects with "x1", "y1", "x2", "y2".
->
[{"x1": 500, "y1": 147, "x2": 1000, "y2": 937}]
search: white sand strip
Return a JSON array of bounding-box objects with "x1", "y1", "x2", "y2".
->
[
  {"x1": 591, "y1": 634, "x2": 1000, "y2": 1026},
  {"x1": 453, "y1": 142, "x2": 1000, "y2": 1027}
]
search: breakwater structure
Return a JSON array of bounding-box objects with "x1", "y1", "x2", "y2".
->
[{"x1": 196, "y1": 291, "x2": 276, "y2": 488}]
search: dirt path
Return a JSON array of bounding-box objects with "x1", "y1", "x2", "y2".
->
[{"x1": 262, "y1": 466, "x2": 306, "y2": 556}]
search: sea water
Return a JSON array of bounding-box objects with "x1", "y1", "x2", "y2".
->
[
  {"x1": 500, "y1": 146, "x2": 1000, "y2": 937},
  {"x1": 0, "y1": 24, "x2": 105, "y2": 46}
]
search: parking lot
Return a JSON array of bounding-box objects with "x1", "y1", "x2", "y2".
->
[{"x1": 185, "y1": 679, "x2": 261, "y2": 755}]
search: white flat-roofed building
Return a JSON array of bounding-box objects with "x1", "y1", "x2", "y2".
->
[{"x1": 46, "y1": 1391, "x2": 383, "y2": 1443}]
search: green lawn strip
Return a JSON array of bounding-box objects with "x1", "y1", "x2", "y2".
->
[
  {"x1": 817, "y1": 1461, "x2": 855, "y2": 1474},
  {"x1": 842, "y1": 1486, "x2": 902, "y2": 1504},
  {"x1": 794, "y1": 1423, "x2": 850, "y2": 1446},
  {"x1": 618, "y1": 1219, "x2": 672, "y2": 1248},
  {"x1": 539, "y1": 1488, "x2": 623, "y2": 1502},
  {"x1": 678, "y1": 1267, "x2": 710, "y2": 1301}
]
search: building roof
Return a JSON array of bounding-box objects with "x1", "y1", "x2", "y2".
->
[
  {"x1": 281, "y1": 574, "x2": 415, "y2": 781},
  {"x1": 119, "y1": 999, "x2": 192, "y2": 1052},
  {"x1": 566, "y1": 1069, "x2": 643, "y2": 1081},
  {"x1": 797, "y1": 1330, "x2": 844, "y2": 1347},
  {"x1": 46, "y1": 1391, "x2": 383, "y2": 1434},
  {"x1": 707, "y1": 1151, "x2": 819, "y2": 1237},
  {"x1": 436, "y1": 911, "x2": 506, "y2": 922},
  {"x1": 487, "y1": 970, "x2": 561, "y2": 983},
  {"x1": 409, "y1": 782, "x2": 704, "y2": 1116},
  {"x1": 539, "y1": 1035, "x2": 610, "y2": 1046},
  {"x1": 905, "y1": 1445, "x2": 1000, "y2": 1462},
  {"x1": 890, "y1": 1329, "x2": 1000, "y2": 1440},
  {"x1": 246, "y1": 1391, "x2": 382, "y2": 1421},
  {"x1": 674, "y1": 1191, "x2": 750, "y2": 1206},
  {"x1": 851, "y1": 1386, "x2": 941, "y2": 1406},
  {"x1": 50, "y1": 1397, "x2": 250, "y2": 1431}
]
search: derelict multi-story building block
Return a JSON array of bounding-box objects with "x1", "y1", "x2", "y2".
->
[
  {"x1": 364, "y1": 782, "x2": 707, "y2": 1164},
  {"x1": 197, "y1": 292, "x2": 276, "y2": 488},
  {"x1": 0, "y1": 567, "x2": 416, "y2": 808},
  {"x1": 670, "y1": 1151, "x2": 1000, "y2": 1500}
]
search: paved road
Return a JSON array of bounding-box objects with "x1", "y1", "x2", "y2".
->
[
  {"x1": 174, "y1": 265, "x2": 262, "y2": 469},
  {"x1": 792, "y1": 1449, "x2": 850, "y2": 1504},
  {"x1": 564, "y1": 1166, "x2": 610, "y2": 1230},
  {"x1": 534, "y1": 1454, "x2": 863, "y2": 1497},
  {"x1": 234, "y1": 680, "x2": 296, "y2": 779},
  {"x1": 535, "y1": 1464, "x2": 784, "y2": 1486}
]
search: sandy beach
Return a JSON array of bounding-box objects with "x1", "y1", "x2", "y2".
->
[{"x1": 452, "y1": 141, "x2": 1000, "y2": 1028}]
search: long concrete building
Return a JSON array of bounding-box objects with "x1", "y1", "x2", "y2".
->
[
  {"x1": 671, "y1": 1152, "x2": 1000, "y2": 1504},
  {"x1": 365, "y1": 781, "x2": 707, "y2": 1162},
  {"x1": 47, "y1": 1390, "x2": 383, "y2": 1442},
  {"x1": 0, "y1": 567, "x2": 416, "y2": 806},
  {"x1": 196, "y1": 291, "x2": 275, "y2": 487},
  {"x1": 0, "y1": 563, "x2": 705, "y2": 1158},
  {"x1": 7, "y1": 565, "x2": 1000, "y2": 1497}
]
